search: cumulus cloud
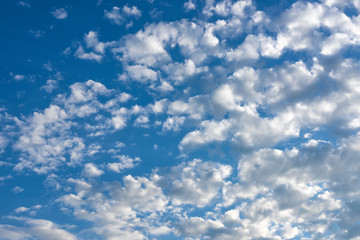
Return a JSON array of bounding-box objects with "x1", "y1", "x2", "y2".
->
[
  {"x1": 57, "y1": 174, "x2": 168, "y2": 239},
  {"x1": 184, "y1": 0, "x2": 196, "y2": 11},
  {"x1": 119, "y1": 65, "x2": 158, "y2": 82},
  {"x1": 82, "y1": 163, "x2": 104, "y2": 177},
  {"x1": 0, "y1": 217, "x2": 77, "y2": 240},
  {"x1": 107, "y1": 155, "x2": 141, "y2": 173},
  {"x1": 12, "y1": 80, "x2": 133, "y2": 173},
  {"x1": 15, "y1": 207, "x2": 30, "y2": 213},
  {"x1": 104, "y1": 5, "x2": 141, "y2": 26},
  {"x1": 4, "y1": 0, "x2": 360, "y2": 239},
  {"x1": 74, "y1": 46, "x2": 103, "y2": 62},
  {"x1": 74, "y1": 31, "x2": 114, "y2": 62},
  {"x1": 51, "y1": 8, "x2": 68, "y2": 19},
  {"x1": 179, "y1": 120, "x2": 231, "y2": 151},
  {"x1": 164, "y1": 159, "x2": 232, "y2": 207}
]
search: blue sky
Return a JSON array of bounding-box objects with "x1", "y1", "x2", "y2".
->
[{"x1": 1, "y1": 0, "x2": 360, "y2": 239}]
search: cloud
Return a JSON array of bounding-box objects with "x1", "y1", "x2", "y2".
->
[
  {"x1": 119, "y1": 65, "x2": 158, "y2": 82},
  {"x1": 51, "y1": 8, "x2": 68, "y2": 20},
  {"x1": 162, "y1": 116, "x2": 185, "y2": 132},
  {"x1": 57, "y1": 175, "x2": 168, "y2": 239},
  {"x1": 184, "y1": 0, "x2": 196, "y2": 11},
  {"x1": 122, "y1": 5, "x2": 141, "y2": 17},
  {"x1": 10, "y1": 73, "x2": 25, "y2": 81},
  {"x1": 41, "y1": 79, "x2": 59, "y2": 93},
  {"x1": 82, "y1": 163, "x2": 104, "y2": 177},
  {"x1": 13, "y1": 104, "x2": 83, "y2": 173},
  {"x1": 15, "y1": 207, "x2": 30, "y2": 213},
  {"x1": 13, "y1": 186, "x2": 24, "y2": 194},
  {"x1": 0, "y1": 217, "x2": 77, "y2": 240},
  {"x1": 104, "y1": 5, "x2": 141, "y2": 26},
  {"x1": 74, "y1": 46, "x2": 102, "y2": 62},
  {"x1": 17, "y1": 1, "x2": 30, "y2": 7},
  {"x1": 4, "y1": 0, "x2": 360, "y2": 239},
  {"x1": 164, "y1": 159, "x2": 232, "y2": 207},
  {"x1": 179, "y1": 120, "x2": 231, "y2": 151},
  {"x1": 74, "y1": 31, "x2": 115, "y2": 62},
  {"x1": 12, "y1": 80, "x2": 128, "y2": 173},
  {"x1": 107, "y1": 155, "x2": 141, "y2": 173}
]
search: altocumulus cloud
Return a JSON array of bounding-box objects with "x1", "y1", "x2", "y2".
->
[{"x1": 1, "y1": 0, "x2": 360, "y2": 239}]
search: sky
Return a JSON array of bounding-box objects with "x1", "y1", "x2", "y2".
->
[{"x1": 1, "y1": 0, "x2": 360, "y2": 239}]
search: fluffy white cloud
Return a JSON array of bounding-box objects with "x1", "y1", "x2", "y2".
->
[
  {"x1": 104, "y1": 5, "x2": 141, "y2": 26},
  {"x1": 107, "y1": 155, "x2": 141, "y2": 173},
  {"x1": 82, "y1": 163, "x2": 103, "y2": 177},
  {"x1": 184, "y1": 0, "x2": 196, "y2": 11},
  {"x1": 12, "y1": 80, "x2": 136, "y2": 173},
  {"x1": 162, "y1": 116, "x2": 185, "y2": 132},
  {"x1": 15, "y1": 207, "x2": 30, "y2": 213},
  {"x1": 75, "y1": 31, "x2": 114, "y2": 62},
  {"x1": 180, "y1": 120, "x2": 231, "y2": 151},
  {"x1": 163, "y1": 159, "x2": 232, "y2": 207},
  {"x1": 57, "y1": 174, "x2": 168, "y2": 240},
  {"x1": 74, "y1": 46, "x2": 102, "y2": 62},
  {"x1": 0, "y1": 217, "x2": 77, "y2": 240},
  {"x1": 5, "y1": 0, "x2": 360, "y2": 239},
  {"x1": 119, "y1": 65, "x2": 158, "y2": 82},
  {"x1": 13, "y1": 104, "x2": 83, "y2": 173},
  {"x1": 51, "y1": 8, "x2": 68, "y2": 19}
]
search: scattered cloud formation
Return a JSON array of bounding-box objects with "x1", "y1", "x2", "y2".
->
[{"x1": 3, "y1": 0, "x2": 360, "y2": 239}]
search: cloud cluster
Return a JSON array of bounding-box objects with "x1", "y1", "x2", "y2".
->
[
  {"x1": 0, "y1": 217, "x2": 76, "y2": 240},
  {"x1": 3, "y1": 0, "x2": 360, "y2": 239},
  {"x1": 104, "y1": 5, "x2": 142, "y2": 27}
]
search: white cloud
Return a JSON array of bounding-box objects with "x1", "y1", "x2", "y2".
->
[
  {"x1": 134, "y1": 115, "x2": 149, "y2": 127},
  {"x1": 17, "y1": 1, "x2": 30, "y2": 7},
  {"x1": 13, "y1": 186, "x2": 24, "y2": 194},
  {"x1": 184, "y1": 0, "x2": 196, "y2": 11},
  {"x1": 75, "y1": 31, "x2": 115, "y2": 62},
  {"x1": 57, "y1": 175, "x2": 168, "y2": 239},
  {"x1": 63, "y1": 80, "x2": 112, "y2": 113},
  {"x1": 29, "y1": 29, "x2": 45, "y2": 39},
  {"x1": 164, "y1": 159, "x2": 232, "y2": 207},
  {"x1": 112, "y1": 111, "x2": 127, "y2": 130},
  {"x1": 13, "y1": 74, "x2": 25, "y2": 81},
  {"x1": 13, "y1": 104, "x2": 84, "y2": 173},
  {"x1": 15, "y1": 207, "x2": 30, "y2": 213},
  {"x1": 74, "y1": 46, "x2": 102, "y2": 62},
  {"x1": 114, "y1": 22, "x2": 177, "y2": 66},
  {"x1": 162, "y1": 59, "x2": 196, "y2": 83},
  {"x1": 2, "y1": 217, "x2": 77, "y2": 240},
  {"x1": 82, "y1": 163, "x2": 104, "y2": 177},
  {"x1": 0, "y1": 135, "x2": 8, "y2": 154},
  {"x1": 107, "y1": 155, "x2": 141, "y2": 173},
  {"x1": 51, "y1": 8, "x2": 68, "y2": 20},
  {"x1": 104, "y1": 6, "x2": 125, "y2": 25},
  {"x1": 122, "y1": 5, "x2": 141, "y2": 17},
  {"x1": 41, "y1": 79, "x2": 59, "y2": 93},
  {"x1": 122, "y1": 65, "x2": 158, "y2": 82},
  {"x1": 167, "y1": 95, "x2": 207, "y2": 119},
  {"x1": 104, "y1": 5, "x2": 141, "y2": 26},
  {"x1": 12, "y1": 80, "x2": 122, "y2": 173},
  {"x1": 151, "y1": 99, "x2": 168, "y2": 114},
  {"x1": 5, "y1": 1, "x2": 360, "y2": 239},
  {"x1": 180, "y1": 119, "x2": 231, "y2": 151},
  {"x1": 162, "y1": 116, "x2": 185, "y2": 132},
  {"x1": 84, "y1": 31, "x2": 105, "y2": 54}
]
